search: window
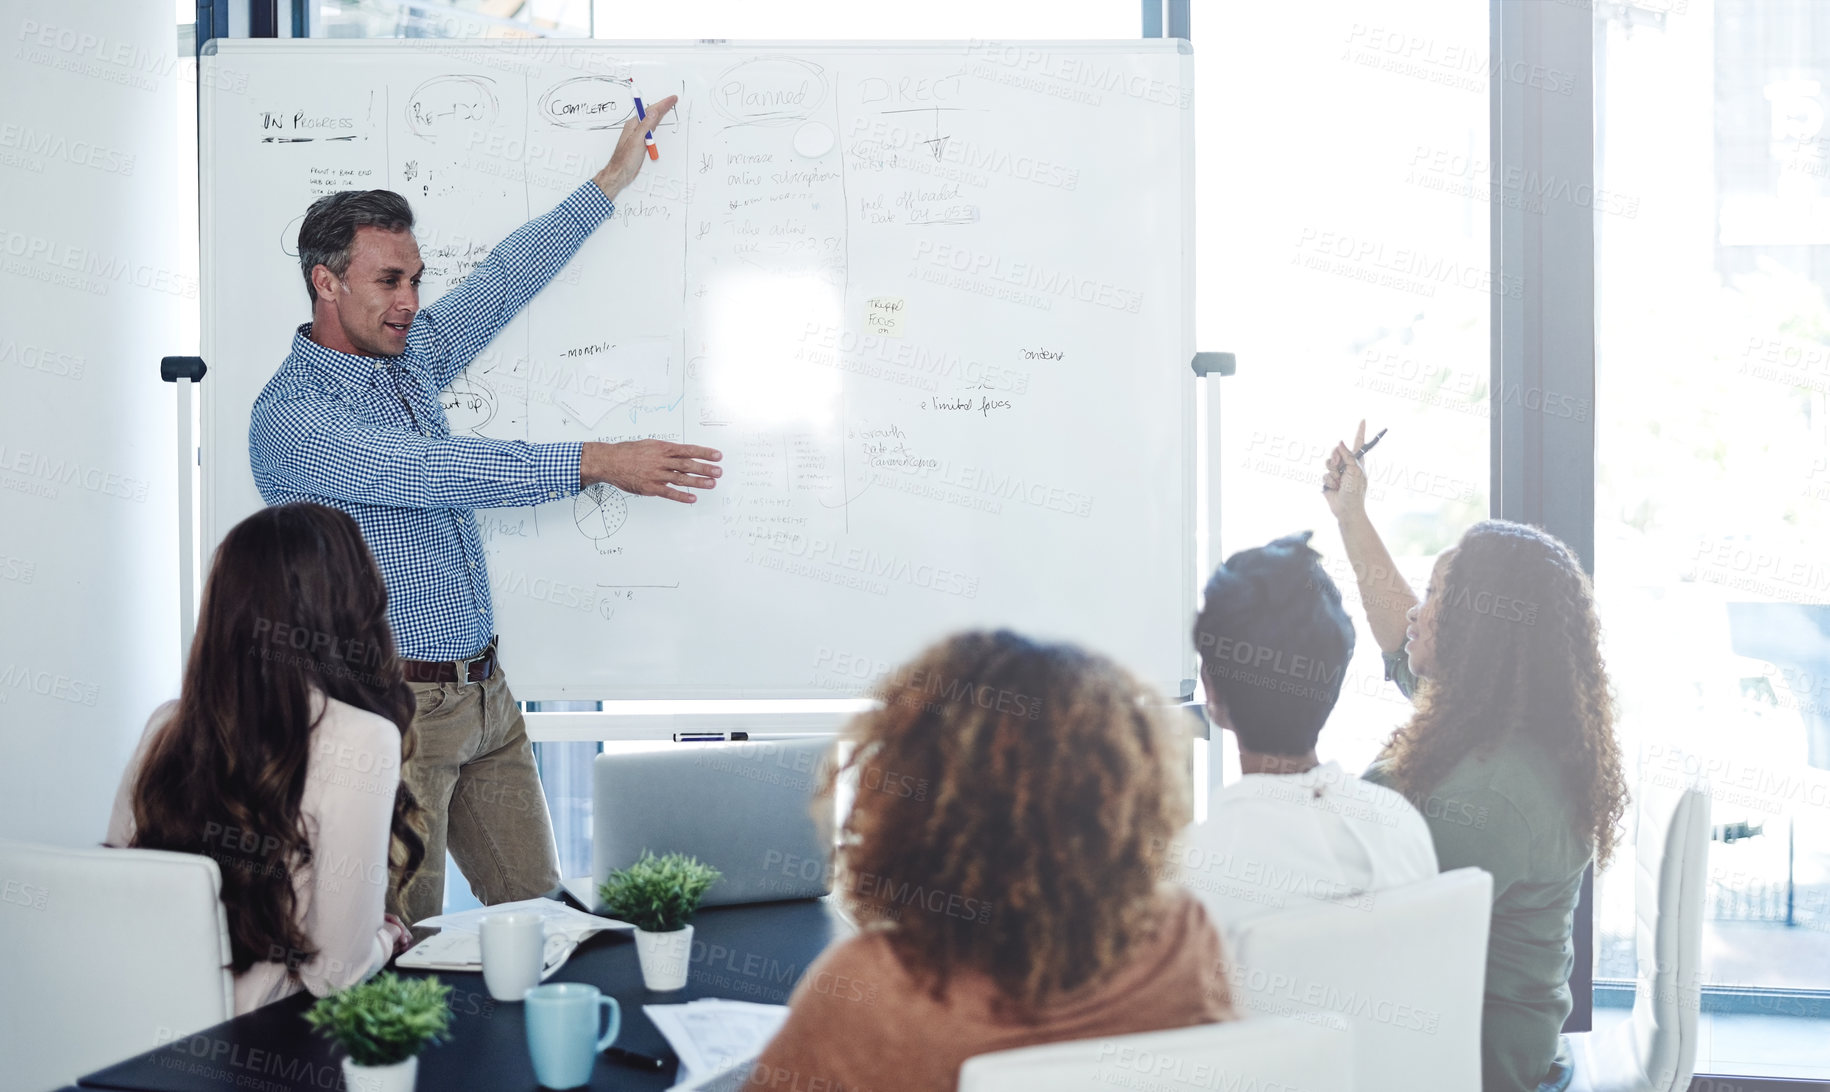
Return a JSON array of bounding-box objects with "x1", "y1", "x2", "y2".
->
[
  {"x1": 587, "y1": 0, "x2": 1133, "y2": 40},
  {"x1": 313, "y1": 0, "x2": 590, "y2": 39},
  {"x1": 1593, "y1": 0, "x2": 1830, "y2": 1079},
  {"x1": 1197, "y1": 0, "x2": 1491, "y2": 777}
]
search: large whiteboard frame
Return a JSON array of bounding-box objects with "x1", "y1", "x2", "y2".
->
[{"x1": 198, "y1": 38, "x2": 1198, "y2": 715}]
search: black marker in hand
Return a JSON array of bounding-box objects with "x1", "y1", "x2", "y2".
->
[
  {"x1": 1323, "y1": 421, "x2": 1385, "y2": 498},
  {"x1": 1352, "y1": 427, "x2": 1387, "y2": 461}
]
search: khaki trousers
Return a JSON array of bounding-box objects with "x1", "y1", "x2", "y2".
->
[{"x1": 389, "y1": 663, "x2": 561, "y2": 925}]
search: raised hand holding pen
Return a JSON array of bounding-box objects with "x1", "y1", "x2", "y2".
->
[
  {"x1": 593, "y1": 94, "x2": 676, "y2": 202},
  {"x1": 1321, "y1": 419, "x2": 1375, "y2": 521}
]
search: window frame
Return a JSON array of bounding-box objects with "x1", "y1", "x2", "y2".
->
[
  {"x1": 1492, "y1": 1, "x2": 1830, "y2": 1086},
  {"x1": 1489, "y1": 0, "x2": 1601, "y2": 1034}
]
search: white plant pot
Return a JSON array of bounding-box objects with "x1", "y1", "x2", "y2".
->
[
  {"x1": 341, "y1": 1054, "x2": 417, "y2": 1092},
  {"x1": 633, "y1": 924, "x2": 693, "y2": 991}
]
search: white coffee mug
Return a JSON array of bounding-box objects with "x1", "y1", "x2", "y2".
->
[{"x1": 480, "y1": 912, "x2": 545, "y2": 1002}]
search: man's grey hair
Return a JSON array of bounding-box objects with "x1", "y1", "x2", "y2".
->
[{"x1": 297, "y1": 189, "x2": 415, "y2": 304}]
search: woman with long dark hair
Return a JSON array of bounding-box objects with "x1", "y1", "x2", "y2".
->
[
  {"x1": 751, "y1": 631, "x2": 1233, "y2": 1092},
  {"x1": 106, "y1": 503, "x2": 425, "y2": 1014},
  {"x1": 1324, "y1": 423, "x2": 1628, "y2": 1092}
]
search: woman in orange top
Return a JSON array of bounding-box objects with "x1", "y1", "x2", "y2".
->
[{"x1": 752, "y1": 630, "x2": 1234, "y2": 1092}]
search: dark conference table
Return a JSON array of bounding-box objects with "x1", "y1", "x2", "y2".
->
[{"x1": 76, "y1": 896, "x2": 850, "y2": 1092}]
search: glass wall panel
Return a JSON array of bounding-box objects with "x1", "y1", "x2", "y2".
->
[
  {"x1": 1594, "y1": 0, "x2": 1830, "y2": 1078},
  {"x1": 1199, "y1": 0, "x2": 1490, "y2": 776}
]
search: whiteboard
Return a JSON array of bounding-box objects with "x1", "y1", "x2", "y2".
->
[{"x1": 200, "y1": 39, "x2": 1196, "y2": 700}]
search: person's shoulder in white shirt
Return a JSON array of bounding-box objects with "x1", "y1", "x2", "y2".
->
[
  {"x1": 1174, "y1": 759, "x2": 1437, "y2": 940},
  {"x1": 1180, "y1": 530, "x2": 1440, "y2": 942}
]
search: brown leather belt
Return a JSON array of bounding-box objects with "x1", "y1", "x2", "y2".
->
[{"x1": 402, "y1": 639, "x2": 497, "y2": 685}]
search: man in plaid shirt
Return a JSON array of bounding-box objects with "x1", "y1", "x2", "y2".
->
[{"x1": 250, "y1": 97, "x2": 717, "y2": 924}]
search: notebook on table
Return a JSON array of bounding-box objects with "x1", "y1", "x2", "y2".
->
[{"x1": 395, "y1": 896, "x2": 632, "y2": 978}]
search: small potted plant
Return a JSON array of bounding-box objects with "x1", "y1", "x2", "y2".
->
[
  {"x1": 303, "y1": 972, "x2": 452, "y2": 1092},
  {"x1": 599, "y1": 850, "x2": 722, "y2": 990}
]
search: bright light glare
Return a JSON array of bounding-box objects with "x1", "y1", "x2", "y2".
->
[{"x1": 703, "y1": 272, "x2": 842, "y2": 427}]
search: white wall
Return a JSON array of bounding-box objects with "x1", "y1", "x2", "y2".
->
[{"x1": 0, "y1": 0, "x2": 182, "y2": 845}]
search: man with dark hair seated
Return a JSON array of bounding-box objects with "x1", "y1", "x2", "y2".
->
[{"x1": 1176, "y1": 531, "x2": 1438, "y2": 937}]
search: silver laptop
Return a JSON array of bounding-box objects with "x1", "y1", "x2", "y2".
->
[{"x1": 565, "y1": 737, "x2": 836, "y2": 912}]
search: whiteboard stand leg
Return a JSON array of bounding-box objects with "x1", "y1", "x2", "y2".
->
[
  {"x1": 176, "y1": 376, "x2": 197, "y2": 665},
  {"x1": 1190, "y1": 350, "x2": 1235, "y2": 728},
  {"x1": 162, "y1": 356, "x2": 209, "y2": 669}
]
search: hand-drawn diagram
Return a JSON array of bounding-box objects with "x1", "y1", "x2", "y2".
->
[
  {"x1": 876, "y1": 104, "x2": 960, "y2": 161},
  {"x1": 711, "y1": 57, "x2": 829, "y2": 126},
  {"x1": 534, "y1": 338, "x2": 675, "y2": 432},
  {"x1": 538, "y1": 76, "x2": 636, "y2": 130},
  {"x1": 406, "y1": 75, "x2": 499, "y2": 141},
  {"x1": 848, "y1": 100, "x2": 981, "y2": 225},
  {"x1": 280, "y1": 213, "x2": 304, "y2": 257},
  {"x1": 575, "y1": 484, "x2": 629, "y2": 553},
  {"x1": 441, "y1": 373, "x2": 498, "y2": 435},
  {"x1": 418, "y1": 232, "x2": 493, "y2": 295},
  {"x1": 257, "y1": 92, "x2": 373, "y2": 143},
  {"x1": 920, "y1": 106, "x2": 950, "y2": 160},
  {"x1": 209, "y1": 43, "x2": 1191, "y2": 700}
]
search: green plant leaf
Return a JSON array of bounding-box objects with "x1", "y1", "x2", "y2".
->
[
  {"x1": 303, "y1": 972, "x2": 453, "y2": 1067},
  {"x1": 597, "y1": 850, "x2": 723, "y2": 933}
]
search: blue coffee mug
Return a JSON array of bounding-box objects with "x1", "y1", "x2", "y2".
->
[{"x1": 524, "y1": 983, "x2": 621, "y2": 1089}]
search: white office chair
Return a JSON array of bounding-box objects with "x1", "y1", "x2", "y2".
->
[
  {"x1": 1225, "y1": 866, "x2": 1493, "y2": 1092},
  {"x1": 1567, "y1": 768, "x2": 1711, "y2": 1092},
  {"x1": 0, "y1": 840, "x2": 234, "y2": 1092},
  {"x1": 957, "y1": 1016, "x2": 1355, "y2": 1091}
]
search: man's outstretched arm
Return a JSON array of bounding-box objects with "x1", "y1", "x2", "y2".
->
[
  {"x1": 414, "y1": 97, "x2": 679, "y2": 389},
  {"x1": 251, "y1": 386, "x2": 720, "y2": 509}
]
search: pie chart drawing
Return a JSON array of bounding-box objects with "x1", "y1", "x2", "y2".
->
[{"x1": 575, "y1": 484, "x2": 629, "y2": 549}]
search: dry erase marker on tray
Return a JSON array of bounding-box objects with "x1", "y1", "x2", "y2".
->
[{"x1": 634, "y1": 95, "x2": 658, "y2": 160}]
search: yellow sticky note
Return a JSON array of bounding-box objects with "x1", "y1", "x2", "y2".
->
[{"x1": 865, "y1": 296, "x2": 906, "y2": 338}]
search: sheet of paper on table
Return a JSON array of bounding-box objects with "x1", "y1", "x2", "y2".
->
[
  {"x1": 674, "y1": 1063, "x2": 762, "y2": 1092},
  {"x1": 397, "y1": 896, "x2": 633, "y2": 978},
  {"x1": 645, "y1": 998, "x2": 789, "y2": 1090}
]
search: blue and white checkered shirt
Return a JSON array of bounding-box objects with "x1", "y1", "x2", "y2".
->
[{"x1": 250, "y1": 182, "x2": 615, "y2": 661}]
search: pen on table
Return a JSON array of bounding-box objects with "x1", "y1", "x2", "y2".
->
[
  {"x1": 606, "y1": 1046, "x2": 668, "y2": 1072},
  {"x1": 633, "y1": 95, "x2": 659, "y2": 161}
]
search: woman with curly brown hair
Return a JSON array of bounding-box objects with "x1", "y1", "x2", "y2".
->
[
  {"x1": 106, "y1": 503, "x2": 426, "y2": 1014},
  {"x1": 1323, "y1": 423, "x2": 1629, "y2": 1092},
  {"x1": 750, "y1": 630, "x2": 1233, "y2": 1092}
]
